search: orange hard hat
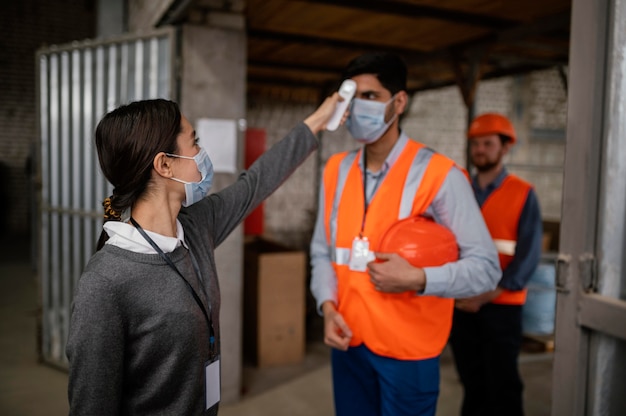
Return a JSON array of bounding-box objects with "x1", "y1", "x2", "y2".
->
[
  {"x1": 379, "y1": 216, "x2": 459, "y2": 267},
  {"x1": 467, "y1": 113, "x2": 516, "y2": 144}
]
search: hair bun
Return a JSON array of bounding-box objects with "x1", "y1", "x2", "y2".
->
[{"x1": 103, "y1": 196, "x2": 122, "y2": 221}]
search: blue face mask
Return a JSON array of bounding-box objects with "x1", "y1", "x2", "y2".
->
[
  {"x1": 167, "y1": 147, "x2": 214, "y2": 207},
  {"x1": 346, "y1": 96, "x2": 397, "y2": 144}
]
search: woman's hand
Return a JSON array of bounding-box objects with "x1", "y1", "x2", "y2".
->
[{"x1": 304, "y1": 92, "x2": 347, "y2": 134}]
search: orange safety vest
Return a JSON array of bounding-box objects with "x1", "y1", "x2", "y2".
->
[
  {"x1": 323, "y1": 139, "x2": 455, "y2": 360},
  {"x1": 480, "y1": 174, "x2": 533, "y2": 305}
]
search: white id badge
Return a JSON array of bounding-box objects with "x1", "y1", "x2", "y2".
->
[
  {"x1": 349, "y1": 236, "x2": 370, "y2": 272},
  {"x1": 205, "y1": 356, "x2": 221, "y2": 410}
]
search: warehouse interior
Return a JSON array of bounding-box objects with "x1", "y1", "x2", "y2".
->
[{"x1": 1, "y1": 0, "x2": 625, "y2": 415}]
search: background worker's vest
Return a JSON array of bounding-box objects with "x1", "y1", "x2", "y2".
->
[
  {"x1": 481, "y1": 175, "x2": 533, "y2": 305},
  {"x1": 323, "y1": 140, "x2": 456, "y2": 360}
]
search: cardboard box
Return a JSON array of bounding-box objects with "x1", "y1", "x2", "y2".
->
[
  {"x1": 243, "y1": 237, "x2": 306, "y2": 367},
  {"x1": 542, "y1": 220, "x2": 560, "y2": 252}
]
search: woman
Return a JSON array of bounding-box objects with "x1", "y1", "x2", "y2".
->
[{"x1": 66, "y1": 96, "x2": 339, "y2": 415}]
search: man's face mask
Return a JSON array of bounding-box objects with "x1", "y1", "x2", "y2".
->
[
  {"x1": 167, "y1": 147, "x2": 214, "y2": 207},
  {"x1": 346, "y1": 95, "x2": 397, "y2": 144}
]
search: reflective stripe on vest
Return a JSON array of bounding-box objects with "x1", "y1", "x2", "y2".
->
[
  {"x1": 481, "y1": 175, "x2": 533, "y2": 305},
  {"x1": 323, "y1": 140, "x2": 456, "y2": 360},
  {"x1": 494, "y1": 239, "x2": 516, "y2": 256}
]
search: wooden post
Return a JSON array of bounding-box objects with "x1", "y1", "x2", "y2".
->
[{"x1": 451, "y1": 49, "x2": 485, "y2": 171}]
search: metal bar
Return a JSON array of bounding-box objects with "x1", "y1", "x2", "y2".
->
[
  {"x1": 551, "y1": 0, "x2": 609, "y2": 414},
  {"x1": 39, "y1": 53, "x2": 51, "y2": 361},
  {"x1": 120, "y1": 43, "x2": 131, "y2": 104},
  {"x1": 579, "y1": 293, "x2": 626, "y2": 339},
  {"x1": 135, "y1": 39, "x2": 144, "y2": 99},
  {"x1": 159, "y1": 36, "x2": 171, "y2": 99},
  {"x1": 149, "y1": 37, "x2": 158, "y2": 98},
  {"x1": 95, "y1": 45, "x2": 107, "y2": 227},
  {"x1": 107, "y1": 43, "x2": 119, "y2": 202},
  {"x1": 586, "y1": 0, "x2": 626, "y2": 412},
  {"x1": 69, "y1": 49, "x2": 82, "y2": 365},
  {"x1": 50, "y1": 52, "x2": 62, "y2": 363},
  {"x1": 60, "y1": 51, "x2": 72, "y2": 363},
  {"x1": 83, "y1": 47, "x2": 95, "y2": 263}
]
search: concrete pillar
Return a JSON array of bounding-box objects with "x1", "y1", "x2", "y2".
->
[
  {"x1": 179, "y1": 22, "x2": 247, "y2": 404},
  {"x1": 96, "y1": 0, "x2": 125, "y2": 38}
]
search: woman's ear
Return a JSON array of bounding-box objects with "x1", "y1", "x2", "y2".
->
[{"x1": 153, "y1": 152, "x2": 173, "y2": 178}]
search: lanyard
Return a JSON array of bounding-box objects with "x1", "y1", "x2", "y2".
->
[
  {"x1": 130, "y1": 217, "x2": 216, "y2": 353},
  {"x1": 361, "y1": 150, "x2": 384, "y2": 235}
]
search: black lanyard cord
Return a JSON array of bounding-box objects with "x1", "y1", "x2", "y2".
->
[
  {"x1": 129, "y1": 217, "x2": 216, "y2": 352},
  {"x1": 361, "y1": 150, "x2": 368, "y2": 235},
  {"x1": 361, "y1": 149, "x2": 385, "y2": 236}
]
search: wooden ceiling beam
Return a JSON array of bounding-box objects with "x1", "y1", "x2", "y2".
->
[
  {"x1": 486, "y1": 54, "x2": 569, "y2": 68},
  {"x1": 245, "y1": 8, "x2": 571, "y2": 97},
  {"x1": 298, "y1": 0, "x2": 517, "y2": 30},
  {"x1": 247, "y1": 75, "x2": 326, "y2": 90},
  {"x1": 248, "y1": 60, "x2": 343, "y2": 75},
  {"x1": 249, "y1": 10, "x2": 571, "y2": 67},
  {"x1": 247, "y1": 29, "x2": 431, "y2": 60}
]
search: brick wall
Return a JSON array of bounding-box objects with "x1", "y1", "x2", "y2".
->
[
  {"x1": 0, "y1": 0, "x2": 96, "y2": 236},
  {"x1": 249, "y1": 69, "x2": 567, "y2": 248},
  {"x1": 246, "y1": 98, "x2": 319, "y2": 249},
  {"x1": 408, "y1": 70, "x2": 566, "y2": 220}
]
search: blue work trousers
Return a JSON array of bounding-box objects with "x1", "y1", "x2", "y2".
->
[{"x1": 331, "y1": 343, "x2": 440, "y2": 416}]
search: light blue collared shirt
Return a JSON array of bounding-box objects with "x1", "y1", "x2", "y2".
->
[{"x1": 310, "y1": 132, "x2": 501, "y2": 312}]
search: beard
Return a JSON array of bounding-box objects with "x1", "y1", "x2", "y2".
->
[{"x1": 473, "y1": 159, "x2": 500, "y2": 172}]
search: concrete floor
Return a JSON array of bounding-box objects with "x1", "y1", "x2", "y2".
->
[{"x1": 0, "y1": 235, "x2": 554, "y2": 415}]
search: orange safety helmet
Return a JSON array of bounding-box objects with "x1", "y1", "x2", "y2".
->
[
  {"x1": 467, "y1": 113, "x2": 516, "y2": 144},
  {"x1": 378, "y1": 216, "x2": 459, "y2": 267}
]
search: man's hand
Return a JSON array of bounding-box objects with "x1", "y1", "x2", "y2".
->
[
  {"x1": 455, "y1": 288, "x2": 503, "y2": 313},
  {"x1": 367, "y1": 252, "x2": 426, "y2": 293},
  {"x1": 322, "y1": 301, "x2": 352, "y2": 351}
]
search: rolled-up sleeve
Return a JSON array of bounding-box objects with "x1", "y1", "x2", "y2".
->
[{"x1": 422, "y1": 167, "x2": 501, "y2": 298}]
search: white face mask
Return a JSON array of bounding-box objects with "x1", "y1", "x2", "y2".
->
[
  {"x1": 346, "y1": 95, "x2": 397, "y2": 144},
  {"x1": 167, "y1": 147, "x2": 214, "y2": 207}
]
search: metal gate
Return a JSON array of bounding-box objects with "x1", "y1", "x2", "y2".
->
[
  {"x1": 552, "y1": 0, "x2": 626, "y2": 414},
  {"x1": 36, "y1": 27, "x2": 177, "y2": 368}
]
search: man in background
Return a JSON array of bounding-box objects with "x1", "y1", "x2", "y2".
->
[{"x1": 450, "y1": 113, "x2": 543, "y2": 416}]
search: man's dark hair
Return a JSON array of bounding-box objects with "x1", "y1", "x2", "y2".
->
[{"x1": 343, "y1": 52, "x2": 407, "y2": 95}]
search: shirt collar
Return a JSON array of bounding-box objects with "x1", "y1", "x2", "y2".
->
[
  {"x1": 472, "y1": 167, "x2": 509, "y2": 192},
  {"x1": 103, "y1": 219, "x2": 188, "y2": 254},
  {"x1": 358, "y1": 130, "x2": 409, "y2": 175}
]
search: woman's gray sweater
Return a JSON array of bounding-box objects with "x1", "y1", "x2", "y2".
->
[{"x1": 66, "y1": 122, "x2": 318, "y2": 415}]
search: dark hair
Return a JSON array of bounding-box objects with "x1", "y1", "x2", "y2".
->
[
  {"x1": 343, "y1": 52, "x2": 407, "y2": 95},
  {"x1": 95, "y1": 99, "x2": 181, "y2": 250},
  {"x1": 498, "y1": 134, "x2": 513, "y2": 145}
]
